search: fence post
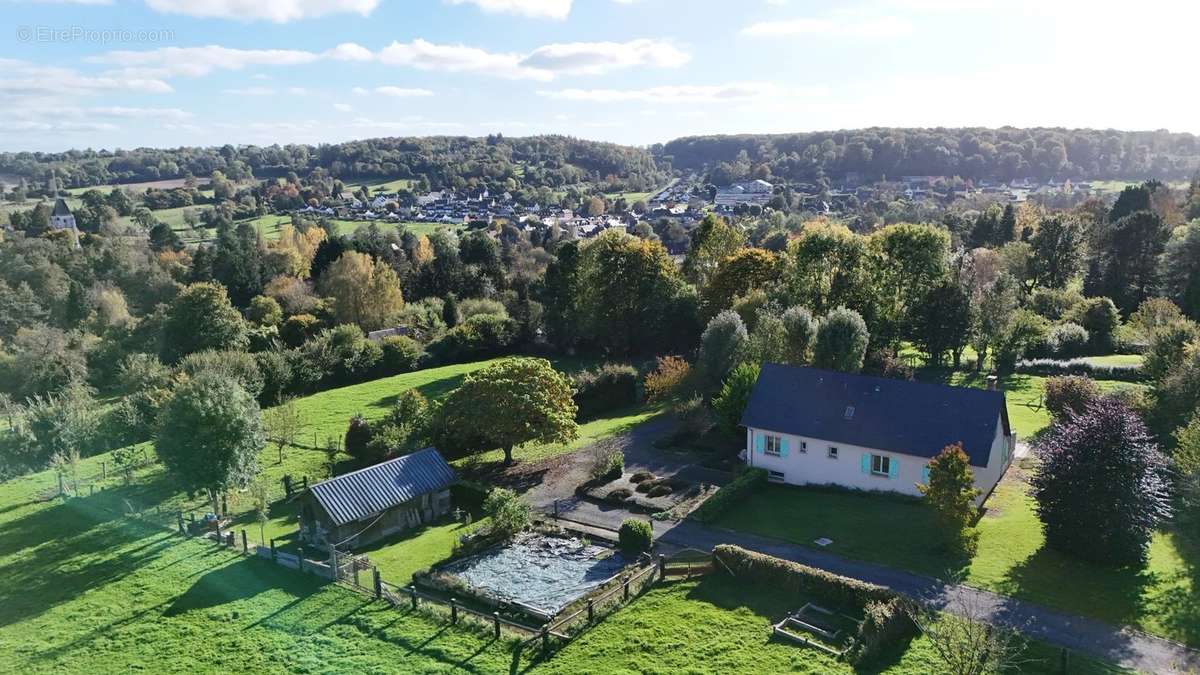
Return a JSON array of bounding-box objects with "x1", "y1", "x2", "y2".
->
[
  {"x1": 623, "y1": 575, "x2": 630, "y2": 601},
  {"x1": 373, "y1": 567, "x2": 381, "y2": 599},
  {"x1": 101, "y1": 461, "x2": 106, "y2": 480},
  {"x1": 353, "y1": 564, "x2": 360, "y2": 587},
  {"x1": 58, "y1": 472, "x2": 65, "y2": 497},
  {"x1": 553, "y1": 499, "x2": 558, "y2": 518},
  {"x1": 540, "y1": 626, "x2": 549, "y2": 658},
  {"x1": 270, "y1": 539, "x2": 277, "y2": 561},
  {"x1": 90, "y1": 484, "x2": 95, "y2": 496},
  {"x1": 298, "y1": 546, "x2": 305, "y2": 573},
  {"x1": 409, "y1": 586, "x2": 418, "y2": 610},
  {"x1": 587, "y1": 600, "x2": 594, "y2": 623},
  {"x1": 177, "y1": 512, "x2": 185, "y2": 534},
  {"x1": 450, "y1": 598, "x2": 458, "y2": 624},
  {"x1": 227, "y1": 532, "x2": 235, "y2": 548},
  {"x1": 658, "y1": 554, "x2": 666, "y2": 578},
  {"x1": 241, "y1": 530, "x2": 248, "y2": 554}
]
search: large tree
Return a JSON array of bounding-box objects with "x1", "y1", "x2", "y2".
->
[
  {"x1": 1087, "y1": 210, "x2": 1169, "y2": 314},
  {"x1": 1031, "y1": 397, "x2": 1171, "y2": 566},
  {"x1": 869, "y1": 223, "x2": 951, "y2": 346},
  {"x1": 1028, "y1": 216, "x2": 1085, "y2": 289},
  {"x1": 1161, "y1": 221, "x2": 1200, "y2": 320},
  {"x1": 683, "y1": 213, "x2": 745, "y2": 287},
  {"x1": 913, "y1": 279, "x2": 972, "y2": 367},
  {"x1": 701, "y1": 247, "x2": 779, "y2": 320},
  {"x1": 437, "y1": 357, "x2": 578, "y2": 465},
  {"x1": 698, "y1": 310, "x2": 749, "y2": 391},
  {"x1": 780, "y1": 305, "x2": 818, "y2": 366},
  {"x1": 155, "y1": 372, "x2": 264, "y2": 515},
  {"x1": 577, "y1": 229, "x2": 688, "y2": 355},
  {"x1": 162, "y1": 282, "x2": 249, "y2": 363},
  {"x1": 917, "y1": 443, "x2": 980, "y2": 554},
  {"x1": 319, "y1": 251, "x2": 405, "y2": 331}
]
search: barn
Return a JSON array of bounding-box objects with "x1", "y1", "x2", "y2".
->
[{"x1": 297, "y1": 447, "x2": 456, "y2": 551}]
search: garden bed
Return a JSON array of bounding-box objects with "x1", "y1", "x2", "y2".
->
[
  {"x1": 585, "y1": 471, "x2": 698, "y2": 512},
  {"x1": 418, "y1": 532, "x2": 632, "y2": 618}
]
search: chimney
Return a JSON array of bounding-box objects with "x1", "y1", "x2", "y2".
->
[{"x1": 986, "y1": 375, "x2": 998, "y2": 391}]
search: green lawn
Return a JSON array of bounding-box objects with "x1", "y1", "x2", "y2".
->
[
  {"x1": 355, "y1": 517, "x2": 488, "y2": 585},
  {"x1": 715, "y1": 369, "x2": 1197, "y2": 647},
  {"x1": 240, "y1": 214, "x2": 463, "y2": 240},
  {"x1": 1080, "y1": 354, "x2": 1144, "y2": 368},
  {"x1": 540, "y1": 575, "x2": 1124, "y2": 674}
]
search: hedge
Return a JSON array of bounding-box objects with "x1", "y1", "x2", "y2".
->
[
  {"x1": 572, "y1": 363, "x2": 639, "y2": 420},
  {"x1": 690, "y1": 468, "x2": 767, "y2": 524},
  {"x1": 849, "y1": 597, "x2": 918, "y2": 666},
  {"x1": 712, "y1": 544, "x2": 895, "y2": 608},
  {"x1": 618, "y1": 519, "x2": 653, "y2": 554},
  {"x1": 1014, "y1": 357, "x2": 1145, "y2": 382}
]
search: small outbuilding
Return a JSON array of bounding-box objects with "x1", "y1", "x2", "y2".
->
[{"x1": 298, "y1": 447, "x2": 456, "y2": 550}]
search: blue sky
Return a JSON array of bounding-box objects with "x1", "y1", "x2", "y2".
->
[{"x1": 2, "y1": 0, "x2": 1198, "y2": 152}]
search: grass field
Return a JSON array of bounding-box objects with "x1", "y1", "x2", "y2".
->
[
  {"x1": 1080, "y1": 354, "x2": 1144, "y2": 367},
  {"x1": 716, "y1": 370, "x2": 1198, "y2": 647},
  {"x1": 240, "y1": 214, "x2": 464, "y2": 240}
]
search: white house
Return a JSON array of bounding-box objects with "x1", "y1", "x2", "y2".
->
[
  {"x1": 740, "y1": 364, "x2": 1015, "y2": 504},
  {"x1": 714, "y1": 179, "x2": 774, "y2": 207},
  {"x1": 49, "y1": 198, "x2": 77, "y2": 231}
]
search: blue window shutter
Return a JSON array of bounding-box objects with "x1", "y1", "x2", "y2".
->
[
  {"x1": 888, "y1": 458, "x2": 899, "y2": 479},
  {"x1": 754, "y1": 433, "x2": 764, "y2": 455},
  {"x1": 922, "y1": 465, "x2": 931, "y2": 483},
  {"x1": 780, "y1": 438, "x2": 789, "y2": 458},
  {"x1": 860, "y1": 454, "x2": 870, "y2": 474}
]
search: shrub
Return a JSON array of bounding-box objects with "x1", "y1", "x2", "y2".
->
[
  {"x1": 781, "y1": 305, "x2": 818, "y2": 365},
  {"x1": 634, "y1": 480, "x2": 654, "y2": 494},
  {"x1": 247, "y1": 295, "x2": 283, "y2": 327},
  {"x1": 672, "y1": 394, "x2": 713, "y2": 438},
  {"x1": 177, "y1": 349, "x2": 265, "y2": 399},
  {"x1": 917, "y1": 443, "x2": 980, "y2": 555},
  {"x1": 698, "y1": 310, "x2": 749, "y2": 391},
  {"x1": 712, "y1": 544, "x2": 894, "y2": 607},
  {"x1": 1143, "y1": 320, "x2": 1199, "y2": 381},
  {"x1": 606, "y1": 487, "x2": 632, "y2": 503},
  {"x1": 280, "y1": 313, "x2": 320, "y2": 348},
  {"x1": 573, "y1": 363, "x2": 639, "y2": 420},
  {"x1": 426, "y1": 314, "x2": 517, "y2": 365},
  {"x1": 1047, "y1": 322, "x2": 1089, "y2": 358},
  {"x1": 691, "y1": 468, "x2": 767, "y2": 524},
  {"x1": 344, "y1": 414, "x2": 374, "y2": 463},
  {"x1": 1071, "y1": 296, "x2": 1121, "y2": 353},
  {"x1": 1043, "y1": 375, "x2": 1101, "y2": 419},
  {"x1": 1031, "y1": 397, "x2": 1171, "y2": 565},
  {"x1": 712, "y1": 363, "x2": 760, "y2": 434},
  {"x1": 647, "y1": 484, "x2": 673, "y2": 498},
  {"x1": 587, "y1": 444, "x2": 624, "y2": 481},
  {"x1": 458, "y1": 298, "x2": 508, "y2": 320},
  {"x1": 380, "y1": 335, "x2": 423, "y2": 374},
  {"x1": 813, "y1": 307, "x2": 869, "y2": 373},
  {"x1": 850, "y1": 598, "x2": 918, "y2": 666},
  {"x1": 644, "y1": 356, "x2": 692, "y2": 403},
  {"x1": 618, "y1": 519, "x2": 653, "y2": 554},
  {"x1": 630, "y1": 471, "x2": 655, "y2": 483},
  {"x1": 482, "y1": 488, "x2": 530, "y2": 538}
]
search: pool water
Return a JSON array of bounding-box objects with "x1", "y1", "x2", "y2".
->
[{"x1": 440, "y1": 534, "x2": 629, "y2": 615}]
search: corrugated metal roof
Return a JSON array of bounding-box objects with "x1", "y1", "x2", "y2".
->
[
  {"x1": 741, "y1": 364, "x2": 1008, "y2": 467},
  {"x1": 309, "y1": 448, "x2": 456, "y2": 526}
]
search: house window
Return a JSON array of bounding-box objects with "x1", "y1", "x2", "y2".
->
[
  {"x1": 768, "y1": 470, "x2": 786, "y2": 482},
  {"x1": 827, "y1": 446, "x2": 839, "y2": 459},
  {"x1": 764, "y1": 434, "x2": 783, "y2": 457},
  {"x1": 799, "y1": 441, "x2": 808, "y2": 453},
  {"x1": 871, "y1": 454, "x2": 892, "y2": 477}
]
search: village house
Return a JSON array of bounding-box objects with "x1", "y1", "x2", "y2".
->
[
  {"x1": 298, "y1": 448, "x2": 456, "y2": 551},
  {"x1": 714, "y1": 179, "x2": 773, "y2": 208},
  {"x1": 740, "y1": 364, "x2": 1015, "y2": 504}
]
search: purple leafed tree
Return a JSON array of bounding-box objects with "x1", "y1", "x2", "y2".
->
[{"x1": 1030, "y1": 397, "x2": 1172, "y2": 566}]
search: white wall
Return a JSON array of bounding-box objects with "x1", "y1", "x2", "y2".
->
[{"x1": 745, "y1": 417, "x2": 1011, "y2": 505}]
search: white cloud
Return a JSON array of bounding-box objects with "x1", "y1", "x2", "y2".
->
[
  {"x1": 333, "y1": 102, "x2": 353, "y2": 112},
  {"x1": 0, "y1": 59, "x2": 172, "y2": 102},
  {"x1": 221, "y1": 86, "x2": 276, "y2": 95},
  {"x1": 144, "y1": 0, "x2": 379, "y2": 22},
  {"x1": 742, "y1": 14, "x2": 912, "y2": 37},
  {"x1": 377, "y1": 37, "x2": 687, "y2": 80},
  {"x1": 88, "y1": 106, "x2": 193, "y2": 120},
  {"x1": 90, "y1": 46, "x2": 322, "y2": 78},
  {"x1": 377, "y1": 39, "x2": 547, "y2": 80},
  {"x1": 519, "y1": 38, "x2": 688, "y2": 75},
  {"x1": 444, "y1": 0, "x2": 571, "y2": 19},
  {"x1": 538, "y1": 82, "x2": 786, "y2": 103},
  {"x1": 372, "y1": 86, "x2": 435, "y2": 97},
  {"x1": 286, "y1": 87, "x2": 310, "y2": 95},
  {"x1": 328, "y1": 42, "x2": 374, "y2": 62}
]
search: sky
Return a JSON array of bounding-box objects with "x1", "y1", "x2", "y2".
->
[{"x1": 2, "y1": 0, "x2": 1199, "y2": 152}]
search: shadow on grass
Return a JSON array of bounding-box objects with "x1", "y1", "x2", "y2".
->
[
  {"x1": 0, "y1": 492, "x2": 178, "y2": 628},
  {"x1": 1149, "y1": 527, "x2": 1200, "y2": 647},
  {"x1": 999, "y1": 543, "x2": 1152, "y2": 631}
]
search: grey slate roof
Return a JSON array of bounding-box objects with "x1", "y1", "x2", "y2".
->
[
  {"x1": 740, "y1": 364, "x2": 1009, "y2": 467},
  {"x1": 310, "y1": 447, "x2": 455, "y2": 526},
  {"x1": 52, "y1": 198, "x2": 72, "y2": 217}
]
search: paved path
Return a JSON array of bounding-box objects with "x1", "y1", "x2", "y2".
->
[{"x1": 657, "y1": 519, "x2": 1200, "y2": 675}]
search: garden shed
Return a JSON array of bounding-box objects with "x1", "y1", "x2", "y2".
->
[{"x1": 298, "y1": 447, "x2": 456, "y2": 550}]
